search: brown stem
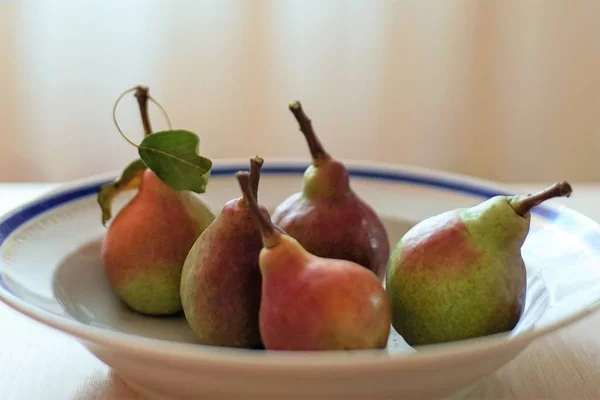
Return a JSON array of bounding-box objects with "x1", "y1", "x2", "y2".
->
[
  {"x1": 236, "y1": 171, "x2": 280, "y2": 249},
  {"x1": 288, "y1": 101, "x2": 330, "y2": 165},
  {"x1": 134, "y1": 86, "x2": 152, "y2": 136},
  {"x1": 509, "y1": 181, "x2": 573, "y2": 217},
  {"x1": 249, "y1": 156, "x2": 264, "y2": 201}
]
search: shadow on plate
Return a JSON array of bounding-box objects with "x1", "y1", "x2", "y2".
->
[{"x1": 53, "y1": 239, "x2": 198, "y2": 343}]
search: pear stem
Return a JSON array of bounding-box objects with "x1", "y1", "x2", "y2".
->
[
  {"x1": 112, "y1": 85, "x2": 172, "y2": 149},
  {"x1": 134, "y1": 86, "x2": 152, "y2": 136},
  {"x1": 236, "y1": 172, "x2": 280, "y2": 249},
  {"x1": 249, "y1": 156, "x2": 264, "y2": 201},
  {"x1": 288, "y1": 101, "x2": 330, "y2": 165},
  {"x1": 510, "y1": 181, "x2": 573, "y2": 217}
]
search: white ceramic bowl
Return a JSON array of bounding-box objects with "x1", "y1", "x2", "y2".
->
[{"x1": 1, "y1": 158, "x2": 600, "y2": 400}]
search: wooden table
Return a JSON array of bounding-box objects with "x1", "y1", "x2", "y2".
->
[{"x1": 1, "y1": 183, "x2": 599, "y2": 399}]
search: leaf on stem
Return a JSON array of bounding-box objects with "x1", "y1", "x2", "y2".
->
[{"x1": 138, "y1": 130, "x2": 213, "y2": 193}]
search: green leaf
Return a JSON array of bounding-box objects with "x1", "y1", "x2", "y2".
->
[
  {"x1": 97, "y1": 159, "x2": 147, "y2": 226},
  {"x1": 137, "y1": 130, "x2": 212, "y2": 193}
]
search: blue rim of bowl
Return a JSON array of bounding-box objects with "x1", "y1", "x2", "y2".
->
[{"x1": 0, "y1": 162, "x2": 569, "y2": 295}]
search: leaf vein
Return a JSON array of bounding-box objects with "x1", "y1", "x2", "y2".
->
[{"x1": 139, "y1": 145, "x2": 205, "y2": 170}]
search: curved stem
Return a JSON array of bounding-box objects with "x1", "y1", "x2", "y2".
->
[
  {"x1": 249, "y1": 156, "x2": 264, "y2": 201},
  {"x1": 236, "y1": 171, "x2": 280, "y2": 249},
  {"x1": 112, "y1": 85, "x2": 174, "y2": 148},
  {"x1": 288, "y1": 101, "x2": 330, "y2": 165},
  {"x1": 112, "y1": 86, "x2": 140, "y2": 148},
  {"x1": 134, "y1": 86, "x2": 152, "y2": 136},
  {"x1": 148, "y1": 94, "x2": 173, "y2": 130},
  {"x1": 510, "y1": 181, "x2": 573, "y2": 217}
]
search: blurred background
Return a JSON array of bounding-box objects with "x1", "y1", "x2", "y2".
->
[{"x1": 1, "y1": 0, "x2": 599, "y2": 183}]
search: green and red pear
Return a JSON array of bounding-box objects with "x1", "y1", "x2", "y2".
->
[
  {"x1": 99, "y1": 86, "x2": 215, "y2": 316},
  {"x1": 180, "y1": 157, "x2": 267, "y2": 348},
  {"x1": 102, "y1": 169, "x2": 214, "y2": 315},
  {"x1": 386, "y1": 181, "x2": 573, "y2": 346}
]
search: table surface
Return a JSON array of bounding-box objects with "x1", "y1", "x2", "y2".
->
[{"x1": 1, "y1": 182, "x2": 600, "y2": 400}]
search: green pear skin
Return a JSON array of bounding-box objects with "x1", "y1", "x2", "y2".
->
[
  {"x1": 386, "y1": 182, "x2": 572, "y2": 346},
  {"x1": 387, "y1": 199, "x2": 525, "y2": 345},
  {"x1": 102, "y1": 170, "x2": 215, "y2": 315}
]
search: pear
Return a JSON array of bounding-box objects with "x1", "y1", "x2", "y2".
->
[
  {"x1": 237, "y1": 171, "x2": 391, "y2": 351},
  {"x1": 386, "y1": 182, "x2": 573, "y2": 346},
  {"x1": 102, "y1": 170, "x2": 214, "y2": 315},
  {"x1": 271, "y1": 101, "x2": 390, "y2": 280},
  {"x1": 99, "y1": 86, "x2": 215, "y2": 316},
  {"x1": 180, "y1": 157, "x2": 267, "y2": 348}
]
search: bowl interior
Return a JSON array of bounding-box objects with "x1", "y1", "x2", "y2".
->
[{"x1": 2, "y1": 160, "x2": 600, "y2": 357}]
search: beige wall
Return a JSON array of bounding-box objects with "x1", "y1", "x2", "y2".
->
[{"x1": 1, "y1": 1, "x2": 599, "y2": 182}]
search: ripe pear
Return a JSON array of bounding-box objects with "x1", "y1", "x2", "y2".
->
[
  {"x1": 271, "y1": 101, "x2": 390, "y2": 280},
  {"x1": 386, "y1": 182, "x2": 573, "y2": 346},
  {"x1": 99, "y1": 86, "x2": 215, "y2": 316},
  {"x1": 101, "y1": 169, "x2": 214, "y2": 315},
  {"x1": 237, "y1": 171, "x2": 391, "y2": 351},
  {"x1": 180, "y1": 157, "x2": 267, "y2": 348}
]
